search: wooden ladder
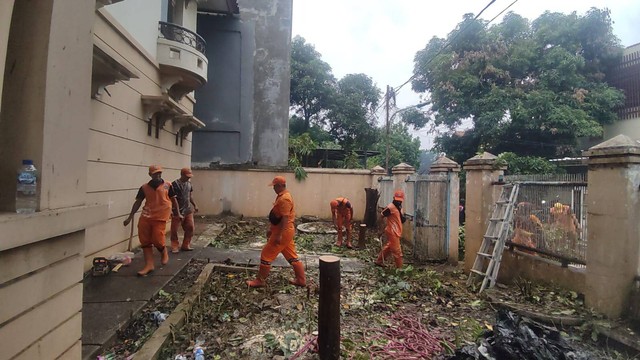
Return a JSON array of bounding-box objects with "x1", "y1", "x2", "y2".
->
[{"x1": 467, "y1": 183, "x2": 520, "y2": 293}]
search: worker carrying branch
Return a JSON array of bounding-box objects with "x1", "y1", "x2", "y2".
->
[
  {"x1": 375, "y1": 189, "x2": 406, "y2": 268},
  {"x1": 330, "y1": 197, "x2": 354, "y2": 249},
  {"x1": 246, "y1": 176, "x2": 306, "y2": 288}
]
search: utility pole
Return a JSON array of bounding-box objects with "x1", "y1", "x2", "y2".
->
[{"x1": 384, "y1": 85, "x2": 392, "y2": 174}]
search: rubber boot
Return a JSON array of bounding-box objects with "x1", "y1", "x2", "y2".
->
[
  {"x1": 289, "y1": 261, "x2": 306, "y2": 287},
  {"x1": 137, "y1": 247, "x2": 155, "y2": 276},
  {"x1": 159, "y1": 246, "x2": 169, "y2": 265},
  {"x1": 394, "y1": 255, "x2": 403, "y2": 269},
  {"x1": 246, "y1": 264, "x2": 271, "y2": 288}
]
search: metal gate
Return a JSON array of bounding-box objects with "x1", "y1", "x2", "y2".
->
[{"x1": 407, "y1": 174, "x2": 451, "y2": 262}]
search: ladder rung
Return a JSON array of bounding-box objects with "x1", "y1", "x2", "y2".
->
[
  {"x1": 484, "y1": 235, "x2": 498, "y2": 240},
  {"x1": 489, "y1": 218, "x2": 505, "y2": 221},
  {"x1": 496, "y1": 200, "x2": 509, "y2": 204},
  {"x1": 477, "y1": 252, "x2": 493, "y2": 258},
  {"x1": 471, "y1": 269, "x2": 486, "y2": 276}
]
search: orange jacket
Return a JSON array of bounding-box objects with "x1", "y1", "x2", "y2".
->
[
  {"x1": 331, "y1": 197, "x2": 352, "y2": 217},
  {"x1": 271, "y1": 190, "x2": 295, "y2": 231},
  {"x1": 140, "y1": 181, "x2": 173, "y2": 221},
  {"x1": 382, "y1": 202, "x2": 403, "y2": 238}
]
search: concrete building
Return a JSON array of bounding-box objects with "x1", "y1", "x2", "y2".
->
[
  {"x1": 606, "y1": 43, "x2": 640, "y2": 140},
  {"x1": 192, "y1": 0, "x2": 293, "y2": 167},
  {"x1": 0, "y1": 0, "x2": 237, "y2": 358}
]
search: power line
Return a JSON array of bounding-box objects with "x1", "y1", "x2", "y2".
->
[
  {"x1": 394, "y1": 0, "x2": 498, "y2": 93},
  {"x1": 488, "y1": 0, "x2": 519, "y2": 24}
]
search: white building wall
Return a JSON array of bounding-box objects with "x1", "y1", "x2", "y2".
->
[{"x1": 105, "y1": 0, "x2": 162, "y2": 58}]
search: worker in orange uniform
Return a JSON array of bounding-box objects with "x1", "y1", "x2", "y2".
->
[
  {"x1": 330, "y1": 197, "x2": 354, "y2": 248},
  {"x1": 375, "y1": 190, "x2": 406, "y2": 268},
  {"x1": 123, "y1": 165, "x2": 181, "y2": 276},
  {"x1": 170, "y1": 167, "x2": 199, "y2": 253},
  {"x1": 246, "y1": 176, "x2": 306, "y2": 288}
]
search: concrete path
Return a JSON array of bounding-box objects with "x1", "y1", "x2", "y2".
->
[{"x1": 81, "y1": 223, "x2": 366, "y2": 359}]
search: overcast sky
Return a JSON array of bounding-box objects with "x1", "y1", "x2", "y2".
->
[{"x1": 291, "y1": 0, "x2": 640, "y2": 150}]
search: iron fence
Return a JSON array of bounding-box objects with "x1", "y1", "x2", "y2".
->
[
  {"x1": 504, "y1": 174, "x2": 587, "y2": 266},
  {"x1": 158, "y1": 21, "x2": 206, "y2": 54}
]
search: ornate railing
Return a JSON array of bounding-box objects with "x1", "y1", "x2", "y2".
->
[{"x1": 158, "y1": 21, "x2": 206, "y2": 54}]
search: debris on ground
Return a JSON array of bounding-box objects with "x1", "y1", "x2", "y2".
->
[{"x1": 297, "y1": 221, "x2": 338, "y2": 234}]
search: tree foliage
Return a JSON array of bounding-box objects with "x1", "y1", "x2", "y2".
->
[
  {"x1": 290, "y1": 36, "x2": 336, "y2": 131},
  {"x1": 413, "y1": 9, "x2": 624, "y2": 161},
  {"x1": 328, "y1": 73, "x2": 381, "y2": 151},
  {"x1": 497, "y1": 152, "x2": 562, "y2": 175},
  {"x1": 368, "y1": 123, "x2": 421, "y2": 169}
]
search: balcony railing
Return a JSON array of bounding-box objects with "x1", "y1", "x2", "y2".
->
[{"x1": 158, "y1": 21, "x2": 206, "y2": 54}]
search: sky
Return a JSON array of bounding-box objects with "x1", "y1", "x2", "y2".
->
[{"x1": 291, "y1": 0, "x2": 640, "y2": 150}]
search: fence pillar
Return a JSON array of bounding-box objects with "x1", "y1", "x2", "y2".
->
[
  {"x1": 392, "y1": 162, "x2": 416, "y2": 242},
  {"x1": 462, "y1": 152, "x2": 506, "y2": 273},
  {"x1": 584, "y1": 135, "x2": 640, "y2": 318},
  {"x1": 430, "y1": 157, "x2": 461, "y2": 264}
]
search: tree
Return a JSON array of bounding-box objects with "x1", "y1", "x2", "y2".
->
[
  {"x1": 412, "y1": 8, "x2": 624, "y2": 161},
  {"x1": 290, "y1": 36, "x2": 336, "y2": 132},
  {"x1": 369, "y1": 123, "x2": 421, "y2": 169},
  {"x1": 328, "y1": 73, "x2": 381, "y2": 151}
]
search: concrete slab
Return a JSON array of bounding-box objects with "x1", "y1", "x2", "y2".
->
[
  {"x1": 82, "y1": 345, "x2": 101, "y2": 360},
  {"x1": 83, "y1": 275, "x2": 172, "y2": 302},
  {"x1": 196, "y1": 247, "x2": 366, "y2": 272},
  {"x1": 109, "y1": 250, "x2": 197, "y2": 277},
  {"x1": 82, "y1": 301, "x2": 146, "y2": 345}
]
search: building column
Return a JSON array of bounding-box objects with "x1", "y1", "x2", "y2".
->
[
  {"x1": 391, "y1": 162, "x2": 416, "y2": 243},
  {"x1": 462, "y1": 152, "x2": 505, "y2": 273},
  {"x1": 430, "y1": 157, "x2": 461, "y2": 264},
  {"x1": 584, "y1": 135, "x2": 640, "y2": 318}
]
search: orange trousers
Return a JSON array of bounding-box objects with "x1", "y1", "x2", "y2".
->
[
  {"x1": 336, "y1": 212, "x2": 352, "y2": 243},
  {"x1": 378, "y1": 230, "x2": 402, "y2": 267},
  {"x1": 138, "y1": 216, "x2": 167, "y2": 249},
  {"x1": 260, "y1": 226, "x2": 299, "y2": 264}
]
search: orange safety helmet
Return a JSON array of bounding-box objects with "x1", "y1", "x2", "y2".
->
[{"x1": 393, "y1": 190, "x2": 405, "y2": 201}]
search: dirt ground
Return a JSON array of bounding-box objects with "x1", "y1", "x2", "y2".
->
[{"x1": 152, "y1": 215, "x2": 639, "y2": 360}]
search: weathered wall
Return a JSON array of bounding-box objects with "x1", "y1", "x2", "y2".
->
[
  {"x1": 192, "y1": 168, "x2": 375, "y2": 219},
  {"x1": 0, "y1": 1, "x2": 107, "y2": 359},
  {"x1": 498, "y1": 251, "x2": 587, "y2": 294},
  {"x1": 0, "y1": 0, "x2": 14, "y2": 116},
  {"x1": 193, "y1": 0, "x2": 292, "y2": 167},
  {"x1": 85, "y1": 10, "x2": 194, "y2": 269},
  {"x1": 242, "y1": 0, "x2": 292, "y2": 166}
]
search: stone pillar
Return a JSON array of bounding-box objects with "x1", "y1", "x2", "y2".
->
[
  {"x1": 462, "y1": 152, "x2": 506, "y2": 273},
  {"x1": 370, "y1": 165, "x2": 386, "y2": 189},
  {"x1": 391, "y1": 162, "x2": 415, "y2": 193},
  {"x1": 430, "y1": 157, "x2": 461, "y2": 264},
  {"x1": 584, "y1": 135, "x2": 640, "y2": 318}
]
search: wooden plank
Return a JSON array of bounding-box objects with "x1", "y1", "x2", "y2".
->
[
  {"x1": 0, "y1": 284, "x2": 82, "y2": 360},
  {"x1": 0, "y1": 255, "x2": 82, "y2": 325},
  {"x1": 88, "y1": 129, "x2": 190, "y2": 168},
  {"x1": 14, "y1": 313, "x2": 81, "y2": 360},
  {"x1": 0, "y1": 232, "x2": 82, "y2": 284}
]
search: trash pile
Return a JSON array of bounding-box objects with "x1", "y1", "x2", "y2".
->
[{"x1": 449, "y1": 309, "x2": 587, "y2": 360}]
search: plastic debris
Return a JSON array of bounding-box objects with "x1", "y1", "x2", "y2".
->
[
  {"x1": 150, "y1": 311, "x2": 167, "y2": 326},
  {"x1": 193, "y1": 346, "x2": 205, "y2": 360},
  {"x1": 174, "y1": 355, "x2": 187, "y2": 360},
  {"x1": 448, "y1": 309, "x2": 587, "y2": 360}
]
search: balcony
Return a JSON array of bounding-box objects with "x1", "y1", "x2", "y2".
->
[{"x1": 157, "y1": 21, "x2": 208, "y2": 99}]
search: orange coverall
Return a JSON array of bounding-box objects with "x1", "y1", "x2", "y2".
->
[
  {"x1": 261, "y1": 190, "x2": 299, "y2": 265},
  {"x1": 376, "y1": 202, "x2": 404, "y2": 268},
  {"x1": 138, "y1": 181, "x2": 173, "y2": 249},
  {"x1": 330, "y1": 197, "x2": 353, "y2": 247}
]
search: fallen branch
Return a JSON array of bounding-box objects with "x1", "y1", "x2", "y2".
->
[
  {"x1": 289, "y1": 335, "x2": 318, "y2": 360},
  {"x1": 486, "y1": 294, "x2": 584, "y2": 328}
]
